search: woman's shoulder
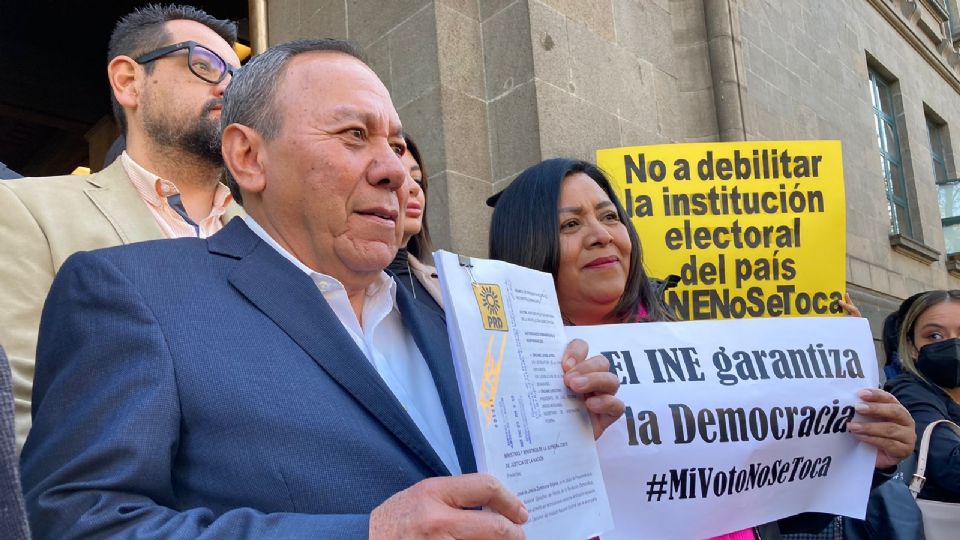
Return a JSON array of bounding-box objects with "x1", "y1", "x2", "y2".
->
[
  {"x1": 885, "y1": 371, "x2": 931, "y2": 396},
  {"x1": 885, "y1": 372, "x2": 951, "y2": 413},
  {"x1": 407, "y1": 253, "x2": 444, "y2": 309},
  {"x1": 407, "y1": 253, "x2": 438, "y2": 278},
  {"x1": 885, "y1": 371, "x2": 926, "y2": 393}
]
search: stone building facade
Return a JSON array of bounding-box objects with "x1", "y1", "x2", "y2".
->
[{"x1": 265, "y1": 0, "x2": 960, "y2": 338}]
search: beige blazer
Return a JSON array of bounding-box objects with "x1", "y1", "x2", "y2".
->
[
  {"x1": 0, "y1": 160, "x2": 244, "y2": 450},
  {"x1": 408, "y1": 253, "x2": 443, "y2": 308}
]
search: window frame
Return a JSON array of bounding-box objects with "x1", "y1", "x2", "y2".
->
[{"x1": 869, "y1": 69, "x2": 914, "y2": 238}]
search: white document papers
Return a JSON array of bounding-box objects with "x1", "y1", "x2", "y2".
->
[
  {"x1": 435, "y1": 250, "x2": 613, "y2": 540},
  {"x1": 568, "y1": 317, "x2": 879, "y2": 540}
]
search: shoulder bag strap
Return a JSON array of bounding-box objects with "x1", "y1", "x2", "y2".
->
[{"x1": 908, "y1": 419, "x2": 960, "y2": 498}]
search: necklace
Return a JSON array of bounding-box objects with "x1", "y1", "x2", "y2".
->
[{"x1": 406, "y1": 258, "x2": 417, "y2": 299}]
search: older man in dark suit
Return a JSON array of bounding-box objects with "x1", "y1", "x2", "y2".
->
[{"x1": 21, "y1": 39, "x2": 622, "y2": 539}]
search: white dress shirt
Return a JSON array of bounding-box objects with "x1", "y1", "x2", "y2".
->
[{"x1": 244, "y1": 217, "x2": 461, "y2": 474}]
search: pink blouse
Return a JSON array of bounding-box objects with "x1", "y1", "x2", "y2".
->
[{"x1": 707, "y1": 530, "x2": 755, "y2": 540}]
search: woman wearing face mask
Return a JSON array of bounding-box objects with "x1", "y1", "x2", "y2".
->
[
  {"x1": 387, "y1": 133, "x2": 443, "y2": 314},
  {"x1": 885, "y1": 290, "x2": 960, "y2": 502}
]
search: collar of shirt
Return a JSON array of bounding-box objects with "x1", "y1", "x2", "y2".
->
[
  {"x1": 121, "y1": 151, "x2": 232, "y2": 239},
  {"x1": 243, "y1": 215, "x2": 462, "y2": 475},
  {"x1": 122, "y1": 151, "x2": 233, "y2": 210},
  {"x1": 242, "y1": 215, "x2": 396, "y2": 333}
]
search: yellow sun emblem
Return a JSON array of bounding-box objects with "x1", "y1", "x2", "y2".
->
[{"x1": 473, "y1": 283, "x2": 508, "y2": 331}]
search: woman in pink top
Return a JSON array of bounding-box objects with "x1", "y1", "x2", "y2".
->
[{"x1": 488, "y1": 158, "x2": 916, "y2": 539}]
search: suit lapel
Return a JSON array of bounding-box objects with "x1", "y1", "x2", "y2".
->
[
  {"x1": 83, "y1": 161, "x2": 164, "y2": 244},
  {"x1": 396, "y1": 286, "x2": 477, "y2": 474},
  {"x1": 216, "y1": 221, "x2": 451, "y2": 477}
]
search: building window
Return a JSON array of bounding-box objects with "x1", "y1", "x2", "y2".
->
[
  {"x1": 930, "y1": 118, "x2": 949, "y2": 184},
  {"x1": 869, "y1": 69, "x2": 913, "y2": 238},
  {"x1": 931, "y1": 115, "x2": 960, "y2": 254},
  {"x1": 943, "y1": 0, "x2": 960, "y2": 42}
]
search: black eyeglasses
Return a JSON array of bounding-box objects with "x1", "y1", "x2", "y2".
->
[{"x1": 135, "y1": 40, "x2": 237, "y2": 84}]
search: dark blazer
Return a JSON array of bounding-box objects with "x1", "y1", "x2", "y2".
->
[
  {"x1": 21, "y1": 219, "x2": 475, "y2": 539},
  {"x1": 0, "y1": 346, "x2": 29, "y2": 540}
]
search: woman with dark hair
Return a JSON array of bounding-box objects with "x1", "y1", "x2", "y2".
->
[
  {"x1": 387, "y1": 133, "x2": 443, "y2": 313},
  {"x1": 885, "y1": 290, "x2": 960, "y2": 502},
  {"x1": 879, "y1": 291, "x2": 927, "y2": 380},
  {"x1": 489, "y1": 158, "x2": 918, "y2": 539},
  {"x1": 489, "y1": 158, "x2": 673, "y2": 324}
]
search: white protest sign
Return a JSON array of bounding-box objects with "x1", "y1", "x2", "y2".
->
[{"x1": 567, "y1": 317, "x2": 879, "y2": 540}]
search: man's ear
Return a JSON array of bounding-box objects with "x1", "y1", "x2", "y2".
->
[
  {"x1": 222, "y1": 123, "x2": 267, "y2": 196},
  {"x1": 108, "y1": 56, "x2": 141, "y2": 109}
]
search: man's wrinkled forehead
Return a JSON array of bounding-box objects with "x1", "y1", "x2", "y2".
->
[
  {"x1": 281, "y1": 51, "x2": 385, "y2": 95},
  {"x1": 279, "y1": 52, "x2": 401, "y2": 128}
]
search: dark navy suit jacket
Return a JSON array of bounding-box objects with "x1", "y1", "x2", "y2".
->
[{"x1": 21, "y1": 219, "x2": 475, "y2": 539}]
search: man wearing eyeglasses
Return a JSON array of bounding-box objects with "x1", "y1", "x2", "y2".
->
[{"x1": 0, "y1": 4, "x2": 244, "y2": 451}]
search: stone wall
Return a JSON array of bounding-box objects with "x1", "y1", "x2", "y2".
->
[
  {"x1": 264, "y1": 0, "x2": 960, "y2": 342},
  {"x1": 266, "y1": 0, "x2": 718, "y2": 256},
  {"x1": 734, "y1": 0, "x2": 960, "y2": 330}
]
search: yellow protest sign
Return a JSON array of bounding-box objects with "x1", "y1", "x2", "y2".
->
[{"x1": 596, "y1": 141, "x2": 845, "y2": 320}]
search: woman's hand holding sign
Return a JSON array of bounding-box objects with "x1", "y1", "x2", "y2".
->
[
  {"x1": 561, "y1": 338, "x2": 626, "y2": 440},
  {"x1": 846, "y1": 388, "x2": 916, "y2": 469},
  {"x1": 784, "y1": 288, "x2": 914, "y2": 471},
  {"x1": 838, "y1": 293, "x2": 862, "y2": 318}
]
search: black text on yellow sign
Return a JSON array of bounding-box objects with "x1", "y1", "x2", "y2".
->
[{"x1": 597, "y1": 141, "x2": 845, "y2": 320}]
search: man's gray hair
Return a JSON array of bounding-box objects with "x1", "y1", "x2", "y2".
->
[{"x1": 221, "y1": 39, "x2": 367, "y2": 205}]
